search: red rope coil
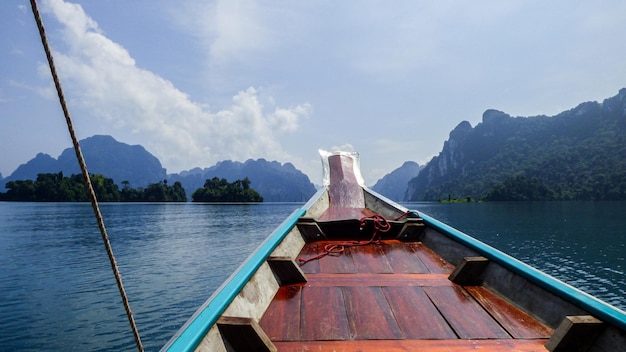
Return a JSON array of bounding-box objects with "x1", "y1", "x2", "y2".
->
[{"x1": 298, "y1": 212, "x2": 406, "y2": 265}]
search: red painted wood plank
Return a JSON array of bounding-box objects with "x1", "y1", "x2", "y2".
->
[
  {"x1": 318, "y1": 246, "x2": 357, "y2": 274},
  {"x1": 298, "y1": 243, "x2": 320, "y2": 274},
  {"x1": 305, "y1": 273, "x2": 453, "y2": 287},
  {"x1": 259, "y1": 285, "x2": 302, "y2": 341},
  {"x1": 412, "y1": 242, "x2": 455, "y2": 274},
  {"x1": 301, "y1": 286, "x2": 351, "y2": 341},
  {"x1": 351, "y1": 244, "x2": 394, "y2": 274},
  {"x1": 466, "y1": 286, "x2": 554, "y2": 339},
  {"x1": 424, "y1": 286, "x2": 511, "y2": 339},
  {"x1": 342, "y1": 286, "x2": 404, "y2": 340},
  {"x1": 274, "y1": 339, "x2": 550, "y2": 352},
  {"x1": 383, "y1": 286, "x2": 457, "y2": 339},
  {"x1": 301, "y1": 241, "x2": 440, "y2": 274},
  {"x1": 384, "y1": 241, "x2": 430, "y2": 273}
]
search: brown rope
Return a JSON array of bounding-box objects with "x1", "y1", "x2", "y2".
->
[{"x1": 29, "y1": 1, "x2": 144, "y2": 351}]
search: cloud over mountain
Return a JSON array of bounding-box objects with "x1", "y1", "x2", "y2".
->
[{"x1": 40, "y1": 0, "x2": 311, "y2": 173}]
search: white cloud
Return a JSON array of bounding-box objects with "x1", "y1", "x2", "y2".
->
[
  {"x1": 173, "y1": 0, "x2": 274, "y2": 64},
  {"x1": 268, "y1": 104, "x2": 312, "y2": 133},
  {"x1": 40, "y1": 0, "x2": 310, "y2": 173}
]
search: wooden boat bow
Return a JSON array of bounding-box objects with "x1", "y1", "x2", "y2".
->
[{"x1": 162, "y1": 150, "x2": 626, "y2": 352}]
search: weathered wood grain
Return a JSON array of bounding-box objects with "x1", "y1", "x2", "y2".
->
[
  {"x1": 384, "y1": 241, "x2": 430, "y2": 273},
  {"x1": 412, "y1": 242, "x2": 455, "y2": 274},
  {"x1": 318, "y1": 246, "x2": 358, "y2": 274},
  {"x1": 342, "y1": 286, "x2": 403, "y2": 340},
  {"x1": 305, "y1": 273, "x2": 453, "y2": 287},
  {"x1": 261, "y1": 240, "x2": 556, "y2": 349},
  {"x1": 383, "y1": 286, "x2": 457, "y2": 339},
  {"x1": 424, "y1": 286, "x2": 511, "y2": 339},
  {"x1": 259, "y1": 285, "x2": 302, "y2": 341},
  {"x1": 298, "y1": 243, "x2": 320, "y2": 274},
  {"x1": 273, "y1": 339, "x2": 549, "y2": 351},
  {"x1": 466, "y1": 286, "x2": 554, "y2": 339},
  {"x1": 301, "y1": 286, "x2": 350, "y2": 341},
  {"x1": 351, "y1": 244, "x2": 394, "y2": 274}
]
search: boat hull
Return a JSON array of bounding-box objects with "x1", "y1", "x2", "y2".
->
[{"x1": 162, "y1": 152, "x2": 626, "y2": 352}]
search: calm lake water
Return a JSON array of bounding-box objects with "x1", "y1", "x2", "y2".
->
[{"x1": 1, "y1": 201, "x2": 624, "y2": 351}]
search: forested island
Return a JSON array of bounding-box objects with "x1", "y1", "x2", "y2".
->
[
  {"x1": 0, "y1": 135, "x2": 316, "y2": 202},
  {"x1": 192, "y1": 177, "x2": 263, "y2": 202},
  {"x1": 0, "y1": 173, "x2": 262, "y2": 203}
]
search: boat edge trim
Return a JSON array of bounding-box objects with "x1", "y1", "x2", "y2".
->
[
  {"x1": 418, "y1": 212, "x2": 626, "y2": 331},
  {"x1": 161, "y1": 206, "x2": 308, "y2": 351}
]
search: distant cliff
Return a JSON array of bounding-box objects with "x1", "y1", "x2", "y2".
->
[
  {"x1": 371, "y1": 161, "x2": 422, "y2": 201},
  {"x1": 406, "y1": 88, "x2": 626, "y2": 201},
  {"x1": 2, "y1": 135, "x2": 316, "y2": 202},
  {"x1": 169, "y1": 159, "x2": 317, "y2": 202},
  {"x1": 3, "y1": 135, "x2": 166, "y2": 189}
]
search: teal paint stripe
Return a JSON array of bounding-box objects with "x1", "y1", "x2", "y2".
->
[
  {"x1": 164, "y1": 207, "x2": 307, "y2": 351},
  {"x1": 418, "y1": 212, "x2": 626, "y2": 331}
]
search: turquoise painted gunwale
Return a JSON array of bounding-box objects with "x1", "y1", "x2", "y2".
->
[
  {"x1": 418, "y1": 211, "x2": 626, "y2": 331},
  {"x1": 163, "y1": 206, "x2": 308, "y2": 352}
]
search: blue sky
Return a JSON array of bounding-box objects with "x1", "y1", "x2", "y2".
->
[{"x1": 1, "y1": 0, "x2": 625, "y2": 185}]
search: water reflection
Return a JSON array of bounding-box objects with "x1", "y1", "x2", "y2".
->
[{"x1": 403, "y1": 201, "x2": 626, "y2": 309}]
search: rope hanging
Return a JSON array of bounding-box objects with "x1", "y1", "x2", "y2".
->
[{"x1": 29, "y1": 1, "x2": 144, "y2": 351}]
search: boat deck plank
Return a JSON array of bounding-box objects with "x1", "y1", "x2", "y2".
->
[
  {"x1": 351, "y1": 244, "x2": 394, "y2": 274},
  {"x1": 384, "y1": 242, "x2": 430, "y2": 273},
  {"x1": 298, "y1": 243, "x2": 320, "y2": 274},
  {"x1": 466, "y1": 286, "x2": 553, "y2": 339},
  {"x1": 304, "y1": 273, "x2": 453, "y2": 287},
  {"x1": 300, "y1": 286, "x2": 351, "y2": 341},
  {"x1": 342, "y1": 286, "x2": 403, "y2": 340},
  {"x1": 301, "y1": 240, "x2": 447, "y2": 275},
  {"x1": 260, "y1": 285, "x2": 302, "y2": 341},
  {"x1": 273, "y1": 339, "x2": 549, "y2": 351},
  {"x1": 318, "y1": 246, "x2": 358, "y2": 274},
  {"x1": 259, "y1": 240, "x2": 553, "y2": 350},
  {"x1": 411, "y1": 242, "x2": 456, "y2": 274},
  {"x1": 384, "y1": 286, "x2": 457, "y2": 339},
  {"x1": 423, "y1": 285, "x2": 512, "y2": 339}
]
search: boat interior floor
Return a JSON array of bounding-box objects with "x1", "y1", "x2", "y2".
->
[{"x1": 259, "y1": 239, "x2": 554, "y2": 352}]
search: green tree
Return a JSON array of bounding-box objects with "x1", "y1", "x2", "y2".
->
[
  {"x1": 2, "y1": 173, "x2": 120, "y2": 202},
  {"x1": 192, "y1": 177, "x2": 263, "y2": 202},
  {"x1": 2, "y1": 180, "x2": 36, "y2": 201}
]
